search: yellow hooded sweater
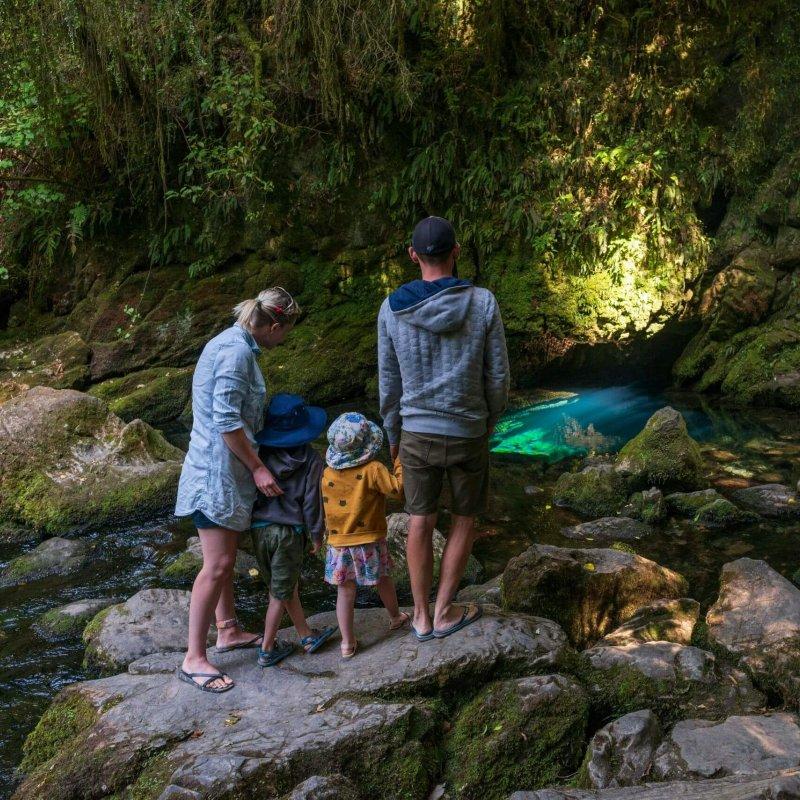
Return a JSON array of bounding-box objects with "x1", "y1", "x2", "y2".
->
[{"x1": 322, "y1": 458, "x2": 403, "y2": 547}]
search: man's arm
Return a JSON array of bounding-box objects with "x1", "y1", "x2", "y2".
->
[
  {"x1": 483, "y1": 293, "x2": 510, "y2": 432},
  {"x1": 378, "y1": 302, "x2": 403, "y2": 452}
]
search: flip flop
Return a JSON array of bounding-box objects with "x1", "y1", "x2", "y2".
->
[
  {"x1": 410, "y1": 623, "x2": 435, "y2": 642},
  {"x1": 341, "y1": 640, "x2": 358, "y2": 660},
  {"x1": 215, "y1": 634, "x2": 263, "y2": 653},
  {"x1": 433, "y1": 604, "x2": 483, "y2": 639},
  {"x1": 177, "y1": 668, "x2": 234, "y2": 693},
  {"x1": 257, "y1": 639, "x2": 295, "y2": 668},
  {"x1": 389, "y1": 611, "x2": 411, "y2": 631},
  {"x1": 301, "y1": 626, "x2": 338, "y2": 654}
]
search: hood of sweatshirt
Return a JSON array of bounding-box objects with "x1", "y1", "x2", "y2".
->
[
  {"x1": 260, "y1": 445, "x2": 312, "y2": 480},
  {"x1": 388, "y1": 277, "x2": 474, "y2": 333}
]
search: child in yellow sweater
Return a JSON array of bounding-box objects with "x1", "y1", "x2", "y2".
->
[{"x1": 322, "y1": 412, "x2": 409, "y2": 658}]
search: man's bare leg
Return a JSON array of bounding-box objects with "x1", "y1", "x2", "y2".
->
[
  {"x1": 433, "y1": 514, "x2": 479, "y2": 630},
  {"x1": 406, "y1": 512, "x2": 437, "y2": 634}
]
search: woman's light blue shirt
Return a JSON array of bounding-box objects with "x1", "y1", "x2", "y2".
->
[{"x1": 175, "y1": 325, "x2": 266, "y2": 531}]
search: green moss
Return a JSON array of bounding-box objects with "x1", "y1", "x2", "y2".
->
[
  {"x1": 444, "y1": 676, "x2": 588, "y2": 800},
  {"x1": 82, "y1": 603, "x2": 117, "y2": 644},
  {"x1": 693, "y1": 498, "x2": 758, "y2": 528},
  {"x1": 162, "y1": 549, "x2": 202, "y2": 581},
  {"x1": 553, "y1": 467, "x2": 628, "y2": 518},
  {"x1": 37, "y1": 608, "x2": 85, "y2": 636},
  {"x1": 105, "y1": 753, "x2": 175, "y2": 800},
  {"x1": 665, "y1": 489, "x2": 721, "y2": 518},
  {"x1": 19, "y1": 692, "x2": 98, "y2": 774}
]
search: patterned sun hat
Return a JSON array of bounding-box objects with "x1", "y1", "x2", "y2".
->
[{"x1": 326, "y1": 412, "x2": 384, "y2": 469}]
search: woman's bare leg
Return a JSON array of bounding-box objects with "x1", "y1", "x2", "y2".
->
[{"x1": 214, "y1": 568, "x2": 262, "y2": 648}]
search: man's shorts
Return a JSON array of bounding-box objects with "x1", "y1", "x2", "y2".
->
[
  {"x1": 251, "y1": 523, "x2": 305, "y2": 601},
  {"x1": 399, "y1": 429, "x2": 489, "y2": 517}
]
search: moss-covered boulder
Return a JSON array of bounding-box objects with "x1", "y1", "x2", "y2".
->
[
  {"x1": 665, "y1": 489, "x2": 724, "y2": 518},
  {"x1": 88, "y1": 365, "x2": 194, "y2": 427},
  {"x1": 34, "y1": 598, "x2": 117, "y2": 638},
  {"x1": 692, "y1": 498, "x2": 760, "y2": 529},
  {"x1": 615, "y1": 407, "x2": 705, "y2": 492},
  {"x1": 444, "y1": 674, "x2": 589, "y2": 799},
  {"x1": 0, "y1": 331, "x2": 90, "y2": 403},
  {"x1": 553, "y1": 464, "x2": 629, "y2": 518},
  {"x1": 0, "y1": 386, "x2": 183, "y2": 533},
  {"x1": 731, "y1": 483, "x2": 800, "y2": 519},
  {"x1": 501, "y1": 544, "x2": 688, "y2": 648},
  {"x1": 161, "y1": 536, "x2": 258, "y2": 582},
  {"x1": 620, "y1": 488, "x2": 666, "y2": 524},
  {"x1": 0, "y1": 537, "x2": 91, "y2": 588}
]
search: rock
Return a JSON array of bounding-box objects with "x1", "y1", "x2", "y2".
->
[
  {"x1": 83, "y1": 588, "x2": 197, "y2": 672},
  {"x1": 281, "y1": 775, "x2": 360, "y2": 800},
  {"x1": 620, "y1": 488, "x2": 666, "y2": 524},
  {"x1": 445, "y1": 674, "x2": 588, "y2": 799},
  {"x1": 501, "y1": 544, "x2": 687, "y2": 648},
  {"x1": 553, "y1": 464, "x2": 628, "y2": 518},
  {"x1": 161, "y1": 537, "x2": 259, "y2": 582},
  {"x1": 731, "y1": 484, "x2": 800, "y2": 519},
  {"x1": 598, "y1": 598, "x2": 700, "y2": 646},
  {"x1": 34, "y1": 598, "x2": 118, "y2": 638},
  {"x1": 562, "y1": 517, "x2": 652, "y2": 543},
  {"x1": 773, "y1": 226, "x2": 800, "y2": 270},
  {"x1": 615, "y1": 407, "x2": 705, "y2": 492},
  {"x1": 456, "y1": 574, "x2": 503, "y2": 607},
  {"x1": 0, "y1": 387, "x2": 183, "y2": 532},
  {"x1": 16, "y1": 608, "x2": 568, "y2": 800},
  {"x1": 0, "y1": 331, "x2": 90, "y2": 403},
  {"x1": 0, "y1": 537, "x2": 91, "y2": 588},
  {"x1": 653, "y1": 713, "x2": 800, "y2": 780},
  {"x1": 665, "y1": 489, "x2": 724, "y2": 518},
  {"x1": 692, "y1": 498, "x2": 760, "y2": 529},
  {"x1": 386, "y1": 512, "x2": 482, "y2": 589},
  {"x1": 584, "y1": 641, "x2": 716, "y2": 682},
  {"x1": 88, "y1": 366, "x2": 194, "y2": 427},
  {"x1": 579, "y1": 710, "x2": 663, "y2": 789},
  {"x1": 508, "y1": 768, "x2": 800, "y2": 798},
  {"x1": 707, "y1": 558, "x2": 800, "y2": 704}
]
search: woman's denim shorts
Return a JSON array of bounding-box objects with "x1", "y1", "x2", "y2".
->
[{"x1": 190, "y1": 509, "x2": 221, "y2": 529}]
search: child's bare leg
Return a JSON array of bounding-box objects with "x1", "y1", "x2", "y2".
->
[
  {"x1": 337, "y1": 581, "x2": 357, "y2": 653},
  {"x1": 283, "y1": 584, "x2": 312, "y2": 640},
  {"x1": 376, "y1": 575, "x2": 405, "y2": 625},
  {"x1": 262, "y1": 594, "x2": 285, "y2": 651}
]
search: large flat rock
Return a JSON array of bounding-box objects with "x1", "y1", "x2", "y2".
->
[{"x1": 16, "y1": 608, "x2": 568, "y2": 800}]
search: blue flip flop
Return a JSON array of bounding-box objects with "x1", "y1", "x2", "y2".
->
[
  {"x1": 257, "y1": 639, "x2": 294, "y2": 668},
  {"x1": 433, "y1": 604, "x2": 483, "y2": 639},
  {"x1": 411, "y1": 623, "x2": 435, "y2": 642},
  {"x1": 301, "y1": 626, "x2": 338, "y2": 654}
]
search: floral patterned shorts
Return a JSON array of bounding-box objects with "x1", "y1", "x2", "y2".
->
[{"x1": 324, "y1": 539, "x2": 393, "y2": 586}]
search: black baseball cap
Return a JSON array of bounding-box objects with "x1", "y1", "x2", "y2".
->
[{"x1": 411, "y1": 216, "x2": 456, "y2": 257}]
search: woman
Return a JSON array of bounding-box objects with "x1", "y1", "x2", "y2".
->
[{"x1": 175, "y1": 287, "x2": 300, "y2": 692}]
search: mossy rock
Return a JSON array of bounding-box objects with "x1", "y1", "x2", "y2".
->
[
  {"x1": 0, "y1": 536, "x2": 92, "y2": 588},
  {"x1": 620, "y1": 488, "x2": 666, "y2": 524},
  {"x1": 161, "y1": 536, "x2": 258, "y2": 582},
  {"x1": 553, "y1": 464, "x2": 628, "y2": 518},
  {"x1": 89, "y1": 366, "x2": 194, "y2": 427},
  {"x1": 615, "y1": 407, "x2": 705, "y2": 491},
  {"x1": 34, "y1": 598, "x2": 117, "y2": 638},
  {"x1": 444, "y1": 674, "x2": 588, "y2": 799},
  {"x1": 665, "y1": 489, "x2": 723, "y2": 518},
  {"x1": 692, "y1": 498, "x2": 759, "y2": 529}
]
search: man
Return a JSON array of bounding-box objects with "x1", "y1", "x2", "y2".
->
[{"x1": 378, "y1": 216, "x2": 510, "y2": 640}]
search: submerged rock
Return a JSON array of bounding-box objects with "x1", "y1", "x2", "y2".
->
[
  {"x1": 15, "y1": 608, "x2": 568, "y2": 800},
  {"x1": 0, "y1": 537, "x2": 91, "y2": 588},
  {"x1": 0, "y1": 387, "x2": 183, "y2": 533},
  {"x1": 707, "y1": 558, "x2": 800, "y2": 705},
  {"x1": 692, "y1": 498, "x2": 760, "y2": 529},
  {"x1": 598, "y1": 598, "x2": 700, "y2": 647},
  {"x1": 665, "y1": 489, "x2": 724, "y2": 518},
  {"x1": 615, "y1": 407, "x2": 705, "y2": 492},
  {"x1": 731, "y1": 484, "x2": 800, "y2": 519},
  {"x1": 445, "y1": 674, "x2": 588, "y2": 799},
  {"x1": 161, "y1": 536, "x2": 258, "y2": 582},
  {"x1": 562, "y1": 517, "x2": 652, "y2": 543},
  {"x1": 620, "y1": 488, "x2": 666, "y2": 524},
  {"x1": 553, "y1": 464, "x2": 628, "y2": 518},
  {"x1": 579, "y1": 710, "x2": 663, "y2": 790},
  {"x1": 34, "y1": 598, "x2": 118, "y2": 638},
  {"x1": 501, "y1": 544, "x2": 687, "y2": 648}
]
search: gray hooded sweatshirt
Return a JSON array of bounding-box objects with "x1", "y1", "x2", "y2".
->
[{"x1": 377, "y1": 279, "x2": 510, "y2": 445}]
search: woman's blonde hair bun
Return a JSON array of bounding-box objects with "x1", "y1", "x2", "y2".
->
[{"x1": 233, "y1": 287, "x2": 300, "y2": 332}]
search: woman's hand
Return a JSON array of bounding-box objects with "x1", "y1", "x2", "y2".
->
[{"x1": 253, "y1": 465, "x2": 283, "y2": 496}]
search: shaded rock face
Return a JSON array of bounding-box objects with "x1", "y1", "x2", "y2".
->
[
  {"x1": 584, "y1": 641, "x2": 715, "y2": 682},
  {"x1": 501, "y1": 544, "x2": 688, "y2": 648},
  {"x1": 553, "y1": 464, "x2": 629, "y2": 518},
  {"x1": 15, "y1": 608, "x2": 568, "y2": 800},
  {"x1": 0, "y1": 331, "x2": 90, "y2": 403},
  {"x1": 161, "y1": 536, "x2": 258, "y2": 582},
  {"x1": 731, "y1": 484, "x2": 800, "y2": 519},
  {"x1": 0, "y1": 387, "x2": 183, "y2": 532},
  {"x1": 446, "y1": 674, "x2": 588, "y2": 800},
  {"x1": 653, "y1": 714, "x2": 800, "y2": 780},
  {"x1": 456, "y1": 574, "x2": 503, "y2": 607},
  {"x1": 34, "y1": 598, "x2": 117, "y2": 638},
  {"x1": 707, "y1": 558, "x2": 800, "y2": 705},
  {"x1": 580, "y1": 710, "x2": 663, "y2": 790},
  {"x1": 281, "y1": 775, "x2": 360, "y2": 800},
  {"x1": 562, "y1": 517, "x2": 652, "y2": 543},
  {"x1": 598, "y1": 598, "x2": 700, "y2": 647},
  {"x1": 0, "y1": 537, "x2": 91, "y2": 588}
]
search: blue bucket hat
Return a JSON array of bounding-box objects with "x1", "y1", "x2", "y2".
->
[
  {"x1": 255, "y1": 393, "x2": 327, "y2": 448},
  {"x1": 326, "y1": 412, "x2": 384, "y2": 469}
]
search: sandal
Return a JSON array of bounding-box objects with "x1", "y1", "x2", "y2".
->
[
  {"x1": 410, "y1": 623, "x2": 434, "y2": 642},
  {"x1": 389, "y1": 611, "x2": 411, "y2": 631},
  {"x1": 257, "y1": 639, "x2": 295, "y2": 668},
  {"x1": 215, "y1": 634, "x2": 263, "y2": 653},
  {"x1": 177, "y1": 668, "x2": 234, "y2": 693},
  {"x1": 433, "y1": 604, "x2": 483, "y2": 639},
  {"x1": 341, "y1": 640, "x2": 358, "y2": 659},
  {"x1": 300, "y1": 626, "x2": 338, "y2": 654}
]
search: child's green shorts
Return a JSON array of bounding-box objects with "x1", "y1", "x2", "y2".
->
[{"x1": 251, "y1": 523, "x2": 305, "y2": 601}]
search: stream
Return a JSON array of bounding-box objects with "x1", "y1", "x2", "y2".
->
[{"x1": 2, "y1": 385, "x2": 800, "y2": 796}]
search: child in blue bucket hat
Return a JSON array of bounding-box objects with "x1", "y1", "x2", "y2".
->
[
  {"x1": 251, "y1": 393, "x2": 337, "y2": 667},
  {"x1": 322, "y1": 412, "x2": 409, "y2": 658}
]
